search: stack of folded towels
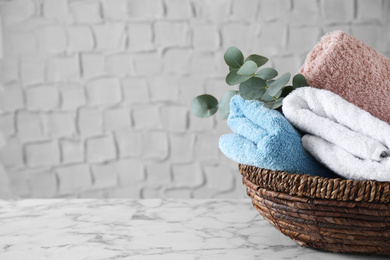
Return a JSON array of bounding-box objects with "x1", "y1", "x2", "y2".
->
[{"x1": 219, "y1": 30, "x2": 390, "y2": 182}]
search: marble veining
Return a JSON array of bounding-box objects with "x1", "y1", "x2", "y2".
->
[{"x1": 0, "y1": 199, "x2": 387, "y2": 260}]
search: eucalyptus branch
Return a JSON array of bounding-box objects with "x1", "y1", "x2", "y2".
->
[{"x1": 191, "y1": 46, "x2": 307, "y2": 119}]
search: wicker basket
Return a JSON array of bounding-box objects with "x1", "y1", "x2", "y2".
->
[{"x1": 239, "y1": 164, "x2": 390, "y2": 255}]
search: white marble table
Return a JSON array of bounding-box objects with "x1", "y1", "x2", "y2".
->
[{"x1": 0, "y1": 199, "x2": 387, "y2": 260}]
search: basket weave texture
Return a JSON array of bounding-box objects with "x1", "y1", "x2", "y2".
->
[{"x1": 239, "y1": 164, "x2": 390, "y2": 255}]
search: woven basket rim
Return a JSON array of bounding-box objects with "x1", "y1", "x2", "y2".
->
[
  {"x1": 242, "y1": 176, "x2": 390, "y2": 255},
  {"x1": 239, "y1": 164, "x2": 390, "y2": 204}
]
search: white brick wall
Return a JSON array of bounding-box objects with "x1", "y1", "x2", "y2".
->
[
  {"x1": 86, "y1": 135, "x2": 117, "y2": 162},
  {"x1": 86, "y1": 77, "x2": 122, "y2": 106},
  {"x1": 91, "y1": 163, "x2": 119, "y2": 188},
  {"x1": 102, "y1": 0, "x2": 129, "y2": 21},
  {"x1": 127, "y1": 23, "x2": 153, "y2": 51},
  {"x1": 45, "y1": 112, "x2": 76, "y2": 138},
  {"x1": 17, "y1": 111, "x2": 45, "y2": 142},
  {"x1": 35, "y1": 25, "x2": 67, "y2": 54},
  {"x1": 25, "y1": 141, "x2": 60, "y2": 167},
  {"x1": 67, "y1": 26, "x2": 94, "y2": 51},
  {"x1": 0, "y1": 0, "x2": 389, "y2": 198},
  {"x1": 114, "y1": 127, "x2": 142, "y2": 158},
  {"x1": 20, "y1": 55, "x2": 45, "y2": 86},
  {"x1": 103, "y1": 107, "x2": 131, "y2": 131},
  {"x1": 60, "y1": 139, "x2": 84, "y2": 164},
  {"x1": 56, "y1": 164, "x2": 92, "y2": 194},
  {"x1": 25, "y1": 85, "x2": 59, "y2": 111},
  {"x1": 47, "y1": 55, "x2": 80, "y2": 81},
  {"x1": 60, "y1": 83, "x2": 86, "y2": 110},
  {"x1": 93, "y1": 23, "x2": 126, "y2": 50},
  {"x1": 77, "y1": 108, "x2": 102, "y2": 137},
  {"x1": 70, "y1": 1, "x2": 102, "y2": 24}
]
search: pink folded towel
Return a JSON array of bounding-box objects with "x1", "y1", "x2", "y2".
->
[{"x1": 298, "y1": 30, "x2": 390, "y2": 124}]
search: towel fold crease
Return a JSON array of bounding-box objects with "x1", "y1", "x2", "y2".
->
[
  {"x1": 283, "y1": 87, "x2": 390, "y2": 181},
  {"x1": 219, "y1": 95, "x2": 337, "y2": 178}
]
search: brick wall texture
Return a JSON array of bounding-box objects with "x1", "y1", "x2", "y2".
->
[{"x1": 0, "y1": 0, "x2": 390, "y2": 198}]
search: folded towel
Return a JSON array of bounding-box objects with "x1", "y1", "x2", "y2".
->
[
  {"x1": 283, "y1": 87, "x2": 390, "y2": 181},
  {"x1": 298, "y1": 30, "x2": 390, "y2": 124},
  {"x1": 219, "y1": 95, "x2": 337, "y2": 178}
]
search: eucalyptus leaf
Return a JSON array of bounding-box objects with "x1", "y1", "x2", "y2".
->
[
  {"x1": 274, "y1": 88, "x2": 283, "y2": 99},
  {"x1": 266, "y1": 79, "x2": 275, "y2": 85},
  {"x1": 191, "y1": 94, "x2": 219, "y2": 118},
  {"x1": 292, "y1": 74, "x2": 307, "y2": 88},
  {"x1": 261, "y1": 92, "x2": 277, "y2": 102},
  {"x1": 263, "y1": 88, "x2": 282, "y2": 100},
  {"x1": 245, "y1": 54, "x2": 268, "y2": 67},
  {"x1": 219, "y1": 90, "x2": 238, "y2": 119},
  {"x1": 224, "y1": 47, "x2": 244, "y2": 68},
  {"x1": 239, "y1": 77, "x2": 266, "y2": 100},
  {"x1": 255, "y1": 68, "x2": 278, "y2": 80},
  {"x1": 266, "y1": 72, "x2": 291, "y2": 97},
  {"x1": 237, "y1": 60, "x2": 258, "y2": 75},
  {"x1": 226, "y1": 69, "x2": 252, "y2": 86},
  {"x1": 263, "y1": 98, "x2": 284, "y2": 109}
]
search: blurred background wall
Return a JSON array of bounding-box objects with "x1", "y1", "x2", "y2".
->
[{"x1": 0, "y1": 0, "x2": 389, "y2": 198}]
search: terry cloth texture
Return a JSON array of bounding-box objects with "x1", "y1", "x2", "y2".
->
[
  {"x1": 298, "y1": 30, "x2": 390, "y2": 124},
  {"x1": 219, "y1": 95, "x2": 337, "y2": 178},
  {"x1": 283, "y1": 87, "x2": 390, "y2": 182}
]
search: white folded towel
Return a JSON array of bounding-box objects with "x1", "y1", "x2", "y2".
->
[{"x1": 282, "y1": 87, "x2": 390, "y2": 181}]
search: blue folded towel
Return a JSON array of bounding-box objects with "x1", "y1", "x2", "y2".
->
[{"x1": 219, "y1": 95, "x2": 338, "y2": 178}]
